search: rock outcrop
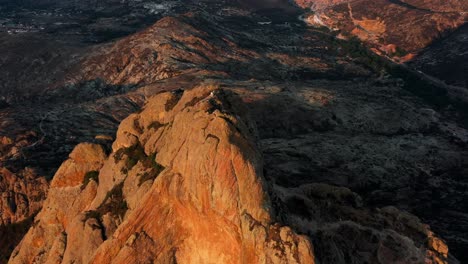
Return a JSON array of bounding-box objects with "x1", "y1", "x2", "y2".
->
[
  {"x1": 0, "y1": 7, "x2": 368, "y2": 258},
  {"x1": 11, "y1": 82, "x2": 462, "y2": 264},
  {"x1": 0, "y1": 167, "x2": 47, "y2": 225},
  {"x1": 9, "y1": 85, "x2": 314, "y2": 264},
  {"x1": 299, "y1": 0, "x2": 467, "y2": 58}
]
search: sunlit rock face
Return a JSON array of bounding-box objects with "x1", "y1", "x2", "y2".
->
[
  {"x1": 298, "y1": 0, "x2": 467, "y2": 58},
  {"x1": 10, "y1": 82, "x2": 460, "y2": 264},
  {"x1": 9, "y1": 85, "x2": 315, "y2": 264}
]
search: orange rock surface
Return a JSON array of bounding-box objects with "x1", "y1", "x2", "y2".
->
[{"x1": 9, "y1": 85, "x2": 315, "y2": 264}]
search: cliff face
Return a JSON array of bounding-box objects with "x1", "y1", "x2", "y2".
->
[
  {"x1": 0, "y1": 8, "x2": 356, "y2": 259},
  {"x1": 300, "y1": 0, "x2": 467, "y2": 57},
  {"x1": 10, "y1": 83, "x2": 460, "y2": 264},
  {"x1": 9, "y1": 85, "x2": 314, "y2": 264},
  {"x1": 0, "y1": 167, "x2": 47, "y2": 225}
]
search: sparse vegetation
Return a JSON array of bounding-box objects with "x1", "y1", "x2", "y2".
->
[
  {"x1": 84, "y1": 210, "x2": 102, "y2": 222},
  {"x1": 100, "y1": 182, "x2": 128, "y2": 220},
  {"x1": 138, "y1": 154, "x2": 165, "y2": 186},
  {"x1": 147, "y1": 121, "x2": 165, "y2": 130},
  {"x1": 84, "y1": 182, "x2": 128, "y2": 225},
  {"x1": 114, "y1": 143, "x2": 165, "y2": 175},
  {"x1": 83, "y1": 210, "x2": 107, "y2": 240},
  {"x1": 114, "y1": 143, "x2": 147, "y2": 173},
  {"x1": 82, "y1": 170, "x2": 100, "y2": 188},
  {"x1": 392, "y1": 46, "x2": 408, "y2": 57},
  {"x1": 331, "y1": 35, "x2": 468, "y2": 127},
  {"x1": 133, "y1": 119, "x2": 144, "y2": 134},
  {"x1": 165, "y1": 91, "x2": 183, "y2": 111},
  {"x1": 44, "y1": 79, "x2": 137, "y2": 104}
]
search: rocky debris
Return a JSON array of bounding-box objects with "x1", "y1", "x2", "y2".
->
[
  {"x1": 277, "y1": 183, "x2": 452, "y2": 264},
  {"x1": 9, "y1": 142, "x2": 107, "y2": 264},
  {"x1": 9, "y1": 85, "x2": 315, "y2": 264},
  {"x1": 230, "y1": 78, "x2": 468, "y2": 262},
  {"x1": 11, "y1": 83, "x2": 461, "y2": 264},
  {"x1": 0, "y1": 167, "x2": 47, "y2": 225}
]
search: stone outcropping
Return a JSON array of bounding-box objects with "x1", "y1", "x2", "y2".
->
[
  {"x1": 10, "y1": 83, "x2": 459, "y2": 264},
  {"x1": 9, "y1": 85, "x2": 314, "y2": 264},
  {"x1": 299, "y1": 0, "x2": 467, "y2": 57}
]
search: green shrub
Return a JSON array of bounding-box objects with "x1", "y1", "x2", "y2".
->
[
  {"x1": 393, "y1": 46, "x2": 408, "y2": 57},
  {"x1": 114, "y1": 143, "x2": 148, "y2": 173},
  {"x1": 114, "y1": 143, "x2": 167, "y2": 176},
  {"x1": 138, "y1": 152, "x2": 165, "y2": 186},
  {"x1": 84, "y1": 182, "x2": 128, "y2": 224},
  {"x1": 133, "y1": 119, "x2": 144, "y2": 134},
  {"x1": 82, "y1": 171, "x2": 100, "y2": 187},
  {"x1": 138, "y1": 164, "x2": 165, "y2": 186},
  {"x1": 84, "y1": 210, "x2": 101, "y2": 221},
  {"x1": 100, "y1": 182, "x2": 128, "y2": 219}
]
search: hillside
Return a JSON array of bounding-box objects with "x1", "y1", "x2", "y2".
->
[{"x1": 1, "y1": 1, "x2": 467, "y2": 263}]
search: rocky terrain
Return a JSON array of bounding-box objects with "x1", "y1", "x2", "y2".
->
[
  {"x1": 1, "y1": 0, "x2": 468, "y2": 263},
  {"x1": 409, "y1": 23, "x2": 468, "y2": 88},
  {"x1": 8, "y1": 84, "x2": 456, "y2": 264},
  {"x1": 298, "y1": 0, "x2": 468, "y2": 87},
  {"x1": 9, "y1": 85, "x2": 316, "y2": 264},
  {"x1": 0, "y1": 0, "x2": 187, "y2": 43},
  {"x1": 301, "y1": 0, "x2": 467, "y2": 54}
]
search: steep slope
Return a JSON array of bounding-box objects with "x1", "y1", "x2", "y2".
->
[
  {"x1": 238, "y1": 79, "x2": 467, "y2": 263},
  {"x1": 2, "y1": 3, "x2": 468, "y2": 263},
  {"x1": 296, "y1": 0, "x2": 467, "y2": 11},
  {"x1": 0, "y1": 5, "x2": 369, "y2": 240},
  {"x1": 9, "y1": 85, "x2": 314, "y2": 264},
  {"x1": 300, "y1": 0, "x2": 467, "y2": 57},
  {"x1": 409, "y1": 23, "x2": 468, "y2": 88},
  {"x1": 10, "y1": 84, "x2": 458, "y2": 264}
]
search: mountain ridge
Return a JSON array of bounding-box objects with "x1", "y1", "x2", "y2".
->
[{"x1": 0, "y1": 1, "x2": 467, "y2": 263}]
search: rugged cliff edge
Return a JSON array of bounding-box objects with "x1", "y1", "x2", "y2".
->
[
  {"x1": 9, "y1": 85, "x2": 314, "y2": 264},
  {"x1": 299, "y1": 0, "x2": 467, "y2": 61},
  {"x1": 9, "y1": 84, "x2": 456, "y2": 264}
]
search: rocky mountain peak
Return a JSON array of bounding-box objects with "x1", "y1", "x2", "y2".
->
[{"x1": 9, "y1": 84, "x2": 314, "y2": 264}]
